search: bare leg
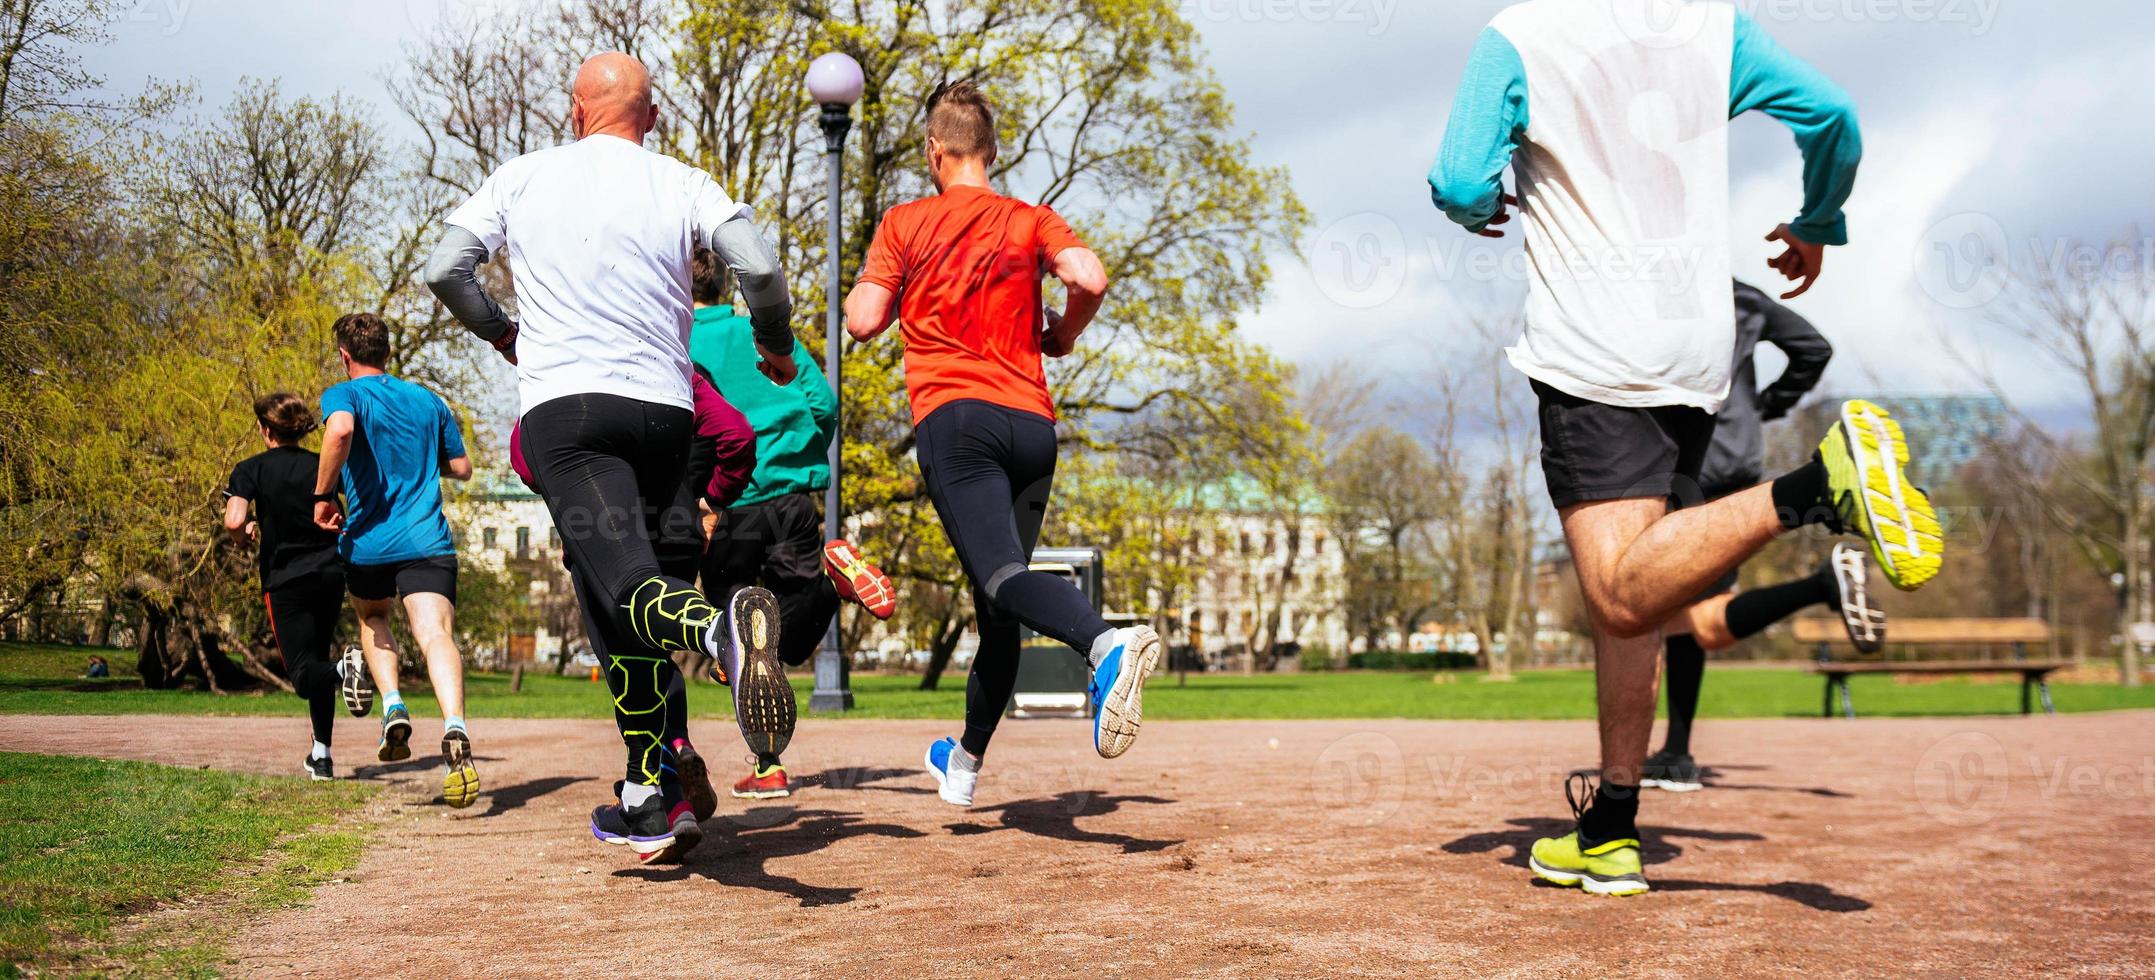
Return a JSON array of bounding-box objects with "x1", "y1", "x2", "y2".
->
[
  {"x1": 402, "y1": 592, "x2": 465, "y2": 721},
  {"x1": 1562, "y1": 483, "x2": 1782, "y2": 638},
  {"x1": 352, "y1": 596, "x2": 402, "y2": 697},
  {"x1": 1662, "y1": 593, "x2": 1738, "y2": 650},
  {"x1": 1561, "y1": 498, "x2": 1671, "y2": 788}
]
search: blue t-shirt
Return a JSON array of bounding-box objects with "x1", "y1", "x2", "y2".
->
[{"x1": 319, "y1": 375, "x2": 465, "y2": 565}]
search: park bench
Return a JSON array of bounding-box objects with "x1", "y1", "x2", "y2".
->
[{"x1": 1791, "y1": 617, "x2": 2068, "y2": 718}]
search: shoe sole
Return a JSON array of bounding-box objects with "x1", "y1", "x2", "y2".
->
[
  {"x1": 824, "y1": 542, "x2": 896, "y2": 621},
  {"x1": 925, "y1": 742, "x2": 973, "y2": 807},
  {"x1": 1094, "y1": 627, "x2": 1161, "y2": 759},
  {"x1": 441, "y1": 734, "x2": 480, "y2": 809},
  {"x1": 1831, "y1": 401, "x2": 1944, "y2": 591},
  {"x1": 642, "y1": 818, "x2": 703, "y2": 864},
  {"x1": 676, "y1": 745, "x2": 719, "y2": 821},
  {"x1": 732, "y1": 785, "x2": 792, "y2": 800},
  {"x1": 301, "y1": 760, "x2": 332, "y2": 782},
  {"x1": 1641, "y1": 777, "x2": 1703, "y2": 793},
  {"x1": 729, "y1": 588, "x2": 796, "y2": 759},
  {"x1": 1529, "y1": 856, "x2": 1651, "y2": 896},
  {"x1": 339, "y1": 649, "x2": 374, "y2": 717},
  {"x1": 591, "y1": 818, "x2": 675, "y2": 856},
  {"x1": 1831, "y1": 544, "x2": 1887, "y2": 654},
  {"x1": 378, "y1": 716, "x2": 412, "y2": 763}
]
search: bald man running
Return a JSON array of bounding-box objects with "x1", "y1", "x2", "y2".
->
[{"x1": 424, "y1": 52, "x2": 801, "y2": 863}]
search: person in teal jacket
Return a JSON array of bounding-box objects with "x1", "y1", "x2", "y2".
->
[{"x1": 688, "y1": 246, "x2": 894, "y2": 800}]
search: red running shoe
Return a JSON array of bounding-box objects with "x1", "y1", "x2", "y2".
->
[
  {"x1": 732, "y1": 763, "x2": 792, "y2": 800},
  {"x1": 823, "y1": 539, "x2": 896, "y2": 620}
]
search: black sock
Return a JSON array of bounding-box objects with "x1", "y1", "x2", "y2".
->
[
  {"x1": 1724, "y1": 567, "x2": 1836, "y2": 640},
  {"x1": 1661, "y1": 635, "x2": 1704, "y2": 757},
  {"x1": 757, "y1": 752, "x2": 781, "y2": 771},
  {"x1": 1771, "y1": 457, "x2": 1832, "y2": 530},
  {"x1": 1581, "y1": 782, "x2": 1640, "y2": 845},
  {"x1": 309, "y1": 692, "x2": 336, "y2": 748}
]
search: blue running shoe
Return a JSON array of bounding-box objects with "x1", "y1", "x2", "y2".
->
[
  {"x1": 1088, "y1": 626, "x2": 1161, "y2": 759},
  {"x1": 924, "y1": 736, "x2": 976, "y2": 807},
  {"x1": 377, "y1": 704, "x2": 412, "y2": 763},
  {"x1": 591, "y1": 793, "x2": 677, "y2": 863}
]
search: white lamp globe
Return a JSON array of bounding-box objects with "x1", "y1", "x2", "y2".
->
[{"x1": 806, "y1": 52, "x2": 864, "y2": 106}]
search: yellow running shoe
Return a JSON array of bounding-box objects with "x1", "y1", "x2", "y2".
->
[
  {"x1": 442, "y1": 729, "x2": 480, "y2": 809},
  {"x1": 1527, "y1": 775, "x2": 1649, "y2": 897},
  {"x1": 1818, "y1": 400, "x2": 1944, "y2": 591}
]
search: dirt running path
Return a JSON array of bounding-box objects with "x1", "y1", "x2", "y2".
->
[{"x1": 3, "y1": 711, "x2": 2150, "y2": 976}]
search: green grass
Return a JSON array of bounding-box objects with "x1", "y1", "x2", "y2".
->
[
  {"x1": 7, "y1": 640, "x2": 2154, "y2": 721},
  {"x1": 0, "y1": 751, "x2": 375, "y2": 976}
]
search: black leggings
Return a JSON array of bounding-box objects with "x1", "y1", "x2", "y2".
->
[
  {"x1": 702, "y1": 490, "x2": 840, "y2": 670},
  {"x1": 917, "y1": 400, "x2": 1113, "y2": 757},
  {"x1": 522, "y1": 393, "x2": 718, "y2": 788},
  {"x1": 266, "y1": 574, "x2": 344, "y2": 746}
]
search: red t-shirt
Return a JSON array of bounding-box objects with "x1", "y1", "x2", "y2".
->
[{"x1": 857, "y1": 184, "x2": 1087, "y2": 424}]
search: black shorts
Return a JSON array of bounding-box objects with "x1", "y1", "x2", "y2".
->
[
  {"x1": 1532, "y1": 380, "x2": 1716, "y2": 511},
  {"x1": 347, "y1": 554, "x2": 458, "y2": 602}
]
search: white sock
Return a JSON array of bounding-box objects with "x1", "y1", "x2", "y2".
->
[
  {"x1": 310, "y1": 740, "x2": 329, "y2": 760},
  {"x1": 949, "y1": 742, "x2": 981, "y2": 774},
  {"x1": 621, "y1": 782, "x2": 660, "y2": 809},
  {"x1": 1087, "y1": 629, "x2": 1121, "y2": 670}
]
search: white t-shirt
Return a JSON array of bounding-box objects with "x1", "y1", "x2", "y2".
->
[
  {"x1": 445, "y1": 134, "x2": 749, "y2": 415},
  {"x1": 1495, "y1": 0, "x2": 1735, "y2": 411}
]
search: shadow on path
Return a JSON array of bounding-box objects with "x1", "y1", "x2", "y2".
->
[
  {"x1": 479, "y1": 774, "x2": 591, "y2": 817},
  {"x1": 1442, "y1": 817, "x2": 1870, "y2": 913},
  {"x1": 946, "y1": 792, "x2": 1180, "y2": 854},
  {"x1": 797, "y1": 765, "x2": 933, "y2": 796},
  {"x1": 619, "y1": 808, "x2": 927, "y2": 907}
]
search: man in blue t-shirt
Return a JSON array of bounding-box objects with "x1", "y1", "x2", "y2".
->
[{"x1": 311, "y1": 312, "x2": 481, "y2": 809}]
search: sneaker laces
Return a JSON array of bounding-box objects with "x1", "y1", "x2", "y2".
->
[{"x1": 1564, "y1": 772, "x2": 1595, "y2": 827}]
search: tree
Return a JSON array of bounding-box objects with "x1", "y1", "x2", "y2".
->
[{"x1": 1325, "y1": 426, "x2": 1446, "y2": 650}]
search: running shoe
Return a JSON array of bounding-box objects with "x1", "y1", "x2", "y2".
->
[
  {"x1": 672, "y1": 738, "x2": 719, "y2": 820},
  {"x1": 1088, "y1": 626, "x2": 1162, "y2": 759},
  {"x1": 823, "y1": 539, "x2": 897, "y2": 621},
  {"x1": 377, "y1": 704, "x2": 413, "y2": 763},
  {"x1": 1829, "y1": 542, "x2": 1888, "y2": 654},
  {"x1": 302, "y1": 755, "x2": 333, "y2": 781},
  {"x1": 1640, "y1": 749, "x2": 1703, "y2": 793},
  {"x1": 1819, "y1": 400, "x2": 1945, "y2": 591},
  {"x1": 441, "y1": 728, "x2": 480, "y2": 809},
  {"x1": 591, "y1": 793, "x2": 676, "y2": 863},
  {"x1": 925, "y1": 736, "x2": 976, "y2": 807},
  {"x1": 725, "y1": 587, "x2": 796, "y2": 759},
  {"x1": 1528, "y1": 774, "x2": 1650, "y2": 897},
  {"x1": 732, "y1": 763, "x2": 792, "y2": 800},
  {"x1": 338, "y1": 646, "x2": 374, "y2": 717}
]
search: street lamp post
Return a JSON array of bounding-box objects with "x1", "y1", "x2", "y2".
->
[{"x1": 807, "y1": 52, "x2": 864, "y2": 713}]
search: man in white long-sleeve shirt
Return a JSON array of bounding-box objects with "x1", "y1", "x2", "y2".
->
[
  {"x1": 423, "y1": 51, "x2": 801, "y2": 865},
  {"x1": 1428, "y1": 0, "x2": 1943, "y2": 896}
]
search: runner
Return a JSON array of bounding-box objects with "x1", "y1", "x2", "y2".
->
[
  {"x1": 224, "y1": 392, "x2": 367, "y2": 780},
  {"x1": 842, "y1": 80, "x2": 1160, "y2": 808},
  {"x1": 689, "y1": 244, "x2": 897, "y2": 801},
  {"x1": 506, "y1": 366, "x2": 756, "y2": 840},
  {"x1": 423, "y1": 51, "x2": 800, "y2": 862},
  {"x1": 1429, "y1": 0, "x2": 1941, "y2": 896},
  {"x1": 311, "y1": 312, "x2": 480, "y2": 808},
  {"x1": 1646, "y1": 280, "x2": 1887, "y2": 793}
]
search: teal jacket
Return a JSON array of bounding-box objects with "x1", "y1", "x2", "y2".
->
[{"x1": 689, "y1": 305, "x2": 836, "y2": 507}]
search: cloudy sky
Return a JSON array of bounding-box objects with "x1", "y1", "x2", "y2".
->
[{"x1": 84, "y1": 0, "x2": 2153, "y2": 419}]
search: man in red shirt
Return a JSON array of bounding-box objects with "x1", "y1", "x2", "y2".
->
[{"x1": 845, "y1": 81, "x2": 1161, "y2": 807}]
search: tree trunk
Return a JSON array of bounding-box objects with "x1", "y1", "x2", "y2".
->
[
  {"x1": 2124, "y1": 519, "x2": 2143, "y2": 688},
  {"x1": 918, "y1": 614, "x2": 972, "y2": 691}
]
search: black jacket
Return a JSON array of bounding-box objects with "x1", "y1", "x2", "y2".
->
[{"x1": 1701, "y1": 280, "x2": 1834, "y2": 493}]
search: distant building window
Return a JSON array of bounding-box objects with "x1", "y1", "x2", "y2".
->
[
  {"x1": 516, "y1": 527, "x2": 531, "y2": 559},
  {"x1": 482, "y1": 528, "x2": 497, "y2": 550}
]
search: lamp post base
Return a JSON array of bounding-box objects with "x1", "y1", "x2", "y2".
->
[{"x1": 809, "y1": 643, "x2": 853, "y2": 713}]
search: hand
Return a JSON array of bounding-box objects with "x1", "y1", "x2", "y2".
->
[
  {"x1": 491, "y1": 323, "x2": 519, "y2": 366},
  {"x1": 1764, "y1": 224, "x2": 1825, "y2": 299},
  {"x1": 756, "y1": 345, "x2": 799, "y2": 386},
  {"x1": 242, "y1": 521, "x2": 259, "y2": 546},
  {"x1": 312, "y1": 499, "x2": 344, "y2": 533},
  {"x1": 1476, "y1": 193, "x2": 1519, "y2": 239},
  {"x1": 1041, "y1": 307, "x2": 1074, "y2": 358}
]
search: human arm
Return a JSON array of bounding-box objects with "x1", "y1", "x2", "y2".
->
[
  {"x1": 432, "y1": 181, "x2": 520, "y2": 363},
  {"x1": 221, "y1": 492, "x2": 255, "y2": 546},
  {"x1": 1040, "y1": 245, "x2": 1108, "y2": 358},
  {"x1": 707, "y1": 215, "x2": 798, "y2": 385},
  {"x1": 695, "y1": 376, "x2": 758, "y2": 509},
  {"x1": 1741, "y1": 283, "x2": 1834, "y2": 420},
  {"x1": 1730, "y1": 10, "x2": 1862, "y2": 298},
  {"x1": 313, "y1": 410, "x2": 354, "y2": 531},
  {"x1": 438, "y1": 399, "x2": 473, "y2": 482},
  {"x1": 845, "y1": 215, "x2": 906, "y2": 343},
  {"x1": 1427, "y1": 26, "x2": 1528, "y2": 237}
]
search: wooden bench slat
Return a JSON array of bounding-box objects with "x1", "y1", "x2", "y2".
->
[
  {"x1": 1805, "y1": 660, "x2": 2072, "y2": 675},
  {"x1": 1791, "y1": 617, "x2": 2050, "y2": 645}
]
